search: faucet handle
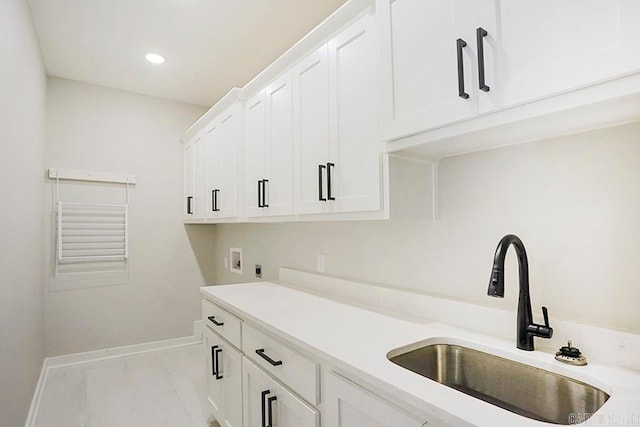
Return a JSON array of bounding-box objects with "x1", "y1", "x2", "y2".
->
[
  {"x1": 542, "y1": 306, "x2": 550, "y2": 328},
  {"x1": 528, "y1": 306, "x2": 553, "y2": 339}
]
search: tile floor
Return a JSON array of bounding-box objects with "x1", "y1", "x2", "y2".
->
[{"x1": 33, "y1": 343, "x2": 216, "y2": 427}]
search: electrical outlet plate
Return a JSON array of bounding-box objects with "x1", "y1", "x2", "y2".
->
[{"x1": 255, "y1": 264, "x2": 262, "y2": 278}]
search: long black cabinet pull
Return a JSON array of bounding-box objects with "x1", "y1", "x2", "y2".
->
[
  {"x1": 476, "y1": 27, "x2": 490, "y2": 92},
  {"x1": 255, "y1": 348, "x2": 283, "y2": 366},
  {"x1": 267, "y1": 395, "x2": 277, "y2": 427},
  {"x1": 262, "y1": 180, "x2": 269, "y2": 208},
  {"x1": 318, "y1": 164, "x2": 326, "y2": 201},
  {"x1": 257, "y1": 180, "x2": 263, "y2": 208},
  {"x1": 214, "y1": 347, "x2": 223, "y2": 380},
  {"x1": 186, "y1": 196, "x2": 193, "y2": 214},
  {"x1": 207, "y1": 316, "x2": 224, "y2": 326},
  {"x1": 211, "y1": 345, "x2": 218, "y2": 376},
  {"x1": 211, "y1": 190, "x2": 220, "y2": 212},
  {"x1": 261, "y1": 390, "x2": 270, "y2": 427},
  {"x1": 326, "y1": 163, "x2": 335, "y2": 201},
  {"x1": 456, "y1": 38, "x2": 469, "y2": 99}
]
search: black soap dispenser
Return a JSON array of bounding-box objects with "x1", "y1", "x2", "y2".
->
[{"x1": 555, "y1": 340, "x2": 587, "y2": 366}]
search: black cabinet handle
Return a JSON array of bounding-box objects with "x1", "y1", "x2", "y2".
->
[
  {"x1": 207, "y1": 316, "x2": 224, "y2": 326},
  {"x1": 255, "y1": 348, "x2": 283, "y2": 366},
  {"x1": 187, "y1": 196, "x2": 193, "y2": 214},
  {"x1": 476, "y1": 27, "x2": 490, "y2": 92},
  {"x1": 318, "y1": 164, "x2": 326, "y2": 201},
  {"x1": 213, "y1": 189, "x2": 220, "y2": 212},
  {"x1": 262, "y1": 180, "x2": 269, "y2": 208},
  {"x1": 267, "y1": 395, "x2": 277, "y2": 427},
  {"x1": 214, "y1": 347, "x2": 223, "y2": 380},
  {"x1": 211, "y1": 345, "x2": 218, "y2": 376},
  {"x1": 261, "y1": 390, "x2": 270, "y2": 427},
  {"x1": 327, "y1": 162, "x2": 335, "y2": 201},
  {"x1": 258, "y1": 180, "x2": 263, "y2": 208},
  {"x1": 456, "y1": 38, "x2": 469, "y2": 99}
]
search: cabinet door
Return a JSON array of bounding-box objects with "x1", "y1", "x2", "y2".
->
[
  {"x1": 377, "y1": 0, "x2": 477, "y2": 140},
  {"x1": 480, "y1": 0, "x2": 640, "y2": 113},
  {"x1": 205, "y1": 327, "x2": 243, "y2": 427},
  {"x1": 184, "y1": 137, "x2": 205, "y2": 220},
  {"x1": 322, "y1": 372, "x2": 425, "y2": 427},
  {"x1": 217, "y1": 107, "x2": 239, "y2": 219},
  {"x1": 292, "y1": 46, "x2": 331, "y2": 215},
  {"x1": 243, "y1": 357, "x2": 318, "y2": 427},
  {"x1": 264, "y1": 72, "x2": 294, "y2": 217},
  {"x1": 203, "y1": 124, "x2": 220, "y2": 220},
  {"x1": 204, "y1": 326, "x2": 224, "y2": 421},
  {"x1": 245, "y1": 91, "x2": 267, "y2": 218},
  {"x1": 328, "y1": 12, "x2": 381, "y2": 213},
  {"x1": 218, "y1": 339, "x2": 243, "y2": 427},
  {"x1": 183, "y1": 141, "x2": 197, "y2": 219}
]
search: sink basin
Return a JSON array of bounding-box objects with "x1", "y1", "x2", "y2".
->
[{"x1": 388, "y1": 343, "x2": 610, "y2": 425}]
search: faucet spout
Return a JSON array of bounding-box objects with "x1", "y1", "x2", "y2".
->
[{"x1": 487, "y1": 234, "x2": 553, "y2": 351}]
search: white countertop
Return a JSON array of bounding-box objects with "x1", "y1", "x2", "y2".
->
[{"x1": 201, "y1": 281, "x2": 640, "y2": 427}]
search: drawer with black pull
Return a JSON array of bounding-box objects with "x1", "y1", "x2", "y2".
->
[
  {"x1": 202, "y1": 298, "x2": 242, "y2": 348},
  {"x1": 242, "y1": 322, "x2": 319, "y2": 405}
]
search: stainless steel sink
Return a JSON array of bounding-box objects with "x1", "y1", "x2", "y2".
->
[{"x1": 388, "y1": 343, "x2": 610, "y2": 425}]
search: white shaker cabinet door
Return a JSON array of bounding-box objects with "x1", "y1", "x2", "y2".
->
[
  {"x1": 479, "y1": 0, "x2": 640, "y2": 113},
  {"x1": 204, "y1": 327, "x2": 243, "y2": 427},
  {"x1": 184, "y1": 136, "x2": 205, "y2": 220},
  {"x1": 264, "y1": 72, "x2": 294, "y2": 217},
  {"x1": 322, "y1": 371, "x2": 426, "y2": 427},
  {"x1": 203, "y1": 123, "x2": 220, "y2": 220},
  {"x1": 292, "y1": 46, "x2": 331, "y2": 215},
  {"x1": 242, "y1": 357, "x2": 318, "y2": 427},
  {"x1": 216, "y1": 107, "x2": 239, "y2": 219},
  {"x1": 377, "y1": 0, "x2": 479, "y2": 140},
  {"x1": 183, "y1": 141, "x2": 196, "y2": 220},
  {"x1": 245, "y1": 90, "x2": 267, "y2": 218},
  {"x1": 328, "y1": 11, "x2": 381, "y2": 214},
  {"x1": 204, "y1": 326, "x2": 224, "y2": 421}
]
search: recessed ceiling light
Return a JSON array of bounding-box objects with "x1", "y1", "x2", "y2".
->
[{"x1": 145, "y1": 53, "x2": 165, "y2": 64}]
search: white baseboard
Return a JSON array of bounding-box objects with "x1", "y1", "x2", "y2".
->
[{"x1": 25, "y1": 321, "x2": 203, "y2": 426}]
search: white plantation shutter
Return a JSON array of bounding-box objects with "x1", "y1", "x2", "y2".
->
[{"x1": 57, "y1": 202, "x2": 128, "y2": 263}]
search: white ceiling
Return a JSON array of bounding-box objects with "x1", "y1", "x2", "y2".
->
[{"x1": 28, "y1": 0, "x2": 348, "y2": 107}]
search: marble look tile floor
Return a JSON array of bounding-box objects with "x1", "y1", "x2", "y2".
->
[{"x1": 33, "y1": 343, "x2": 215, "y2": 427}]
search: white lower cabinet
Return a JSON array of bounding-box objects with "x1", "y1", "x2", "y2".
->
[
  {"x1": 242, "y1": 357, "x2": 319, "y2": 427},
  {"x1": 203, "y1": 296, "x2": 429, "y2": 427},
  {"x1": 204, "y1": 326, "x2": 243, "y2": 427},
  {"x1": 322, "y1": 371, "x2": 426, "y2": 427}
]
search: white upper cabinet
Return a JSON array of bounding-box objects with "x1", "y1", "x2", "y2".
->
[
  {"x1": 245, "y1": 72, "x2": 294, "y2": 218},
  {"x1": 184, "y1": 135, "x2": 204, "y2": 220},
  {"x1": 479, "y1": 0, "x2": 640, "y2": 113},
  {"x1": 203, "y1": 104, "x2": 240, "y2": 220},
  {"x1": 328, "y1": 12, "x2": 380, "y2": 214},
  {"x1": 378, "y1": 0, "x2": 640, "y2": 144},
  {"x1": 245, "y1": 91, "x2": 268, "y2": 218},
  {"x1": 265, "y1": 73, "x2": 294, "y2": 217},
  {"x1": 292, "y1": 46, "x2": 331, "y2": 215},
  {"x1": 377, "y1": 0, "x2": 483, "y2": 140},
  {"x1": 293, "y1": 11, "x2": 381, "y2": 216}
]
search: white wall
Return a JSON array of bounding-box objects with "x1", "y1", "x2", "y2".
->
[
  {"x1": 211, "y1": 122, "x2": 640, "y2": 335},
  {"x1": 0, "y1": 0, "x2": 47, "y2": 425},
  {"x1": 44, "y1": 77, "x2": 214, "y2": 356}
]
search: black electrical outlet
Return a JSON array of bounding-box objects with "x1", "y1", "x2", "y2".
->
[{"x1": 255, "y1": 264, "x2": 262, "y2": 278}]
